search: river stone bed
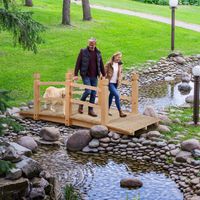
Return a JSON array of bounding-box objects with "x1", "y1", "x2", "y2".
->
[{"x1": 1, "y1": 53, "x2": 200, "y2": 200}]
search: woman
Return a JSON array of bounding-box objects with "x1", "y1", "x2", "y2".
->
[{"x1": 105, "y1": 52, "x2": 127, "y2": 118}]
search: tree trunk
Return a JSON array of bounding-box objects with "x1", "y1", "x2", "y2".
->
[
  {"x1": 25, "y1": 0, "x2": 33, "y2": 7},
  {"x1": 82, "y1": 0, "x2": 92, "y2": 21},
  {"x1": 62, "y1": 0, "x2": 71, "y2": 25}
]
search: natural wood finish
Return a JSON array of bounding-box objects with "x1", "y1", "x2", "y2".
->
[
  {"x1": 39, "y1": 82, "x2": 65, "y2": 86},
  {"x1": 100, "y1": 79, "x2": 109, "y2": 125},
  {"x1": 65, "y1": 72, "x2": 72, "y2": 126},
  {"x1": 71, "y1": 99, "x2": 99, "y2": 109},
  {"x1": 33, "y1": 73, "x2": 40, "y2": 120},
  {"x1": 71, "y1": 82, "x2": 100, "y2": 92},
  {"x1": 21, "y1": 71, "x2": 160, "y2": 135},
  {"x1": 131, "y1": 73, "x2": 139, "y2": 114}
]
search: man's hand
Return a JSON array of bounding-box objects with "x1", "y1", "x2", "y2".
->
[{"x1": 73, "y1": 76, "x2": 78, "y2": 81}]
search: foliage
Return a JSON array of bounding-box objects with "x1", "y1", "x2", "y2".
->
[
  {"x1": 64, "y1": 184, "x2": 79, "y2": 200},
  {"x1": 0, "y1": 89, "x2": 11, "y2": 113},
  {"x1": 0, "y1": 89, "x2": 24, "y2": 136},
  {"x1": 133, "y1": 0, "x2": 200, "y2": 5},
  {"x1": 0, "y1": 160, "x2": 15, "y2": 175},
  {"x1": 0, "y1": 0, "x2": 45, "y2": 53}
]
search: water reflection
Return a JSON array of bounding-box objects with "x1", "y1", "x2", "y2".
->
[{"x1": 139, "y1": 81, "x2": 195, "y2": 111}]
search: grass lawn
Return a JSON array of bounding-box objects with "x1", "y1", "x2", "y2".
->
[
  {"x1": 0, "y1": 0, "x2": 200, "y2": 105},
  {"x1": 90, "y1": 0, "x2": 200, "y2": 25},
  {"x1": 167, "y1": 107, "x2": 200, "y2": 141}
]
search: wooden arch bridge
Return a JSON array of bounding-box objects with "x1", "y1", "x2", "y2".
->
[{"x1": 20, "y1": 72, "x2": 159, "y2": 135}]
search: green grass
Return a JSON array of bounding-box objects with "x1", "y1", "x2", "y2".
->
[
  {"x1": 90, "y1": 0, "x2": 200, "y2": 25},
  {"x1": 166, "y1": 107, "x2": 200, "y2": 141},
  {"x1": 0, "y1": 0, "x2": 200, "y2": 105}
]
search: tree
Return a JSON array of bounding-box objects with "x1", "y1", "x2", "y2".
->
[
  {"x1": 25, "y1": 0, "x2": 33, "y2": 7},
  {"x1": 82, "y1": 0, "x2": 92, "y2": 21},
  {"x1": 0, "y1": 0, "x2": 45, "y2": 53},
  {"x1": 62, "y1": 0, "x2": 70, "y2": 25}
]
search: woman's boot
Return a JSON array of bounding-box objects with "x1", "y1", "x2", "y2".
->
[{"x1": 119, "y1": 110, "x2": 127, "y2": 117}]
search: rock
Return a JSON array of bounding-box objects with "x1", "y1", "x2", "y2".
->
[
  {"x1": 99, "y1": 137, "x2": 110, "y2": 143},
  {"x1": 172, "y1": 118, "x2": 181, "y2": 124},
  {"x1": 6, "y1": 168, "x2": 22, "y2": 180},
  {"x1": 120, "y1": 178, "x2": 143, "y2": 189},
  {"x1": 190, "y1": 178, "x2": 200, "y2": 185},
  {"x1": 17, "y1": 136, "x2": 38, "y2": 152},
  {"x1": 39, "y1": 127, "x2": 60, "y2": 141},
  {"x1": 2, "y1": 145, "x2": 22, "y2": 162},
  {"x1": 89, "y1": 139, "x2": 100, "y2": 148},
  {"x1": 32, "y1": 177, "x2": 50, "y2": 194},
  {"x1": 8, "y1": 142, "x2": 32, "y2": 157},
  {"x1": 143, "y1": 106, "x2": 158, "y2": 118},
  {"x1": 185, "y1": 95, "x2": 194, "y2": 104},
  {"x1": 0, "y1": 177, "x2": 29, "y2": 199},
  {"x1": 178, "y1": 83, "x2": 192, "y2": 93},
  {"x1": 170, "y1": 149, "x2": 180, "y2": 157},
  {"x1": 181, "y1": 74, "x2": 191, "y2": 83},
  {"x1": 176, "y1": 151, "x2": 192, "y2": 163},
  {"x1": 164, "y1": 76, "x2": 175, "y2": 82},
  {"x1": 192, "y1": 149, "x2": 200, "y2": 158},
  {"x1": 35, "y1": 138, "x2": 61, "y2": 146},
  {"x1": 82, "y1": 146, "x2": 98, "y2": 153},
  {"x1": 16, "y1": 157, "x2": 42, "y2": 178},
  {"x1": 168, "y1": 52, "x2": 183, "y2": 58},
  {"x1": 174, "y1": 56, "x2": 186, "y2": 65},
  {"x1": 146, "y1": 131, "x2": 161, "y2": 139},
  {"x1": 6, "y1": 107, "x2": 20, "y2": 116},
  {"x1": 159, "y1": 115, "x2": 172, "y2": 125},
  {"x1": 112, "y1": 132, "x2": 121, "y2": 140},
  {"x1": 157, "y1": 125, "x2": 170, "y2": 133},
  {"x1": 66, "y1": 130, "x2": 92, "y2": 152},
  {"x1": 90, "y1": 125, "x2": 108, "y2": 139},
  {"x1": 181, "y1": 139, "x2": 200, "y2": 152},
  {"x1": 190, "y1": 195, "x2": 200, "y2": 200},
  {"x1": 29, "y1": 187, "x2": 45, "y2": 199}
]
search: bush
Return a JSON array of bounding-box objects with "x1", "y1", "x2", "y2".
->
[{"x1": 64, "y1": 184, "x2": 79, "y2": 200}]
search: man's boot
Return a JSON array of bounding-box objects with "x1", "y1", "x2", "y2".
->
[
  {"x1": 78, "y1": 105, "x2": 83, "y2": 114},
  {"x1": 119, "y1": 110, "x2": 127, "y2": 118},
  {"x1": 88, "y1": 109, "x2": 98, "y2": 117}
]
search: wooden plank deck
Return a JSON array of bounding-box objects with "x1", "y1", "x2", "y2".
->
[{"x1": 20, "y1": 104, "x2": 159, "y2": 135}]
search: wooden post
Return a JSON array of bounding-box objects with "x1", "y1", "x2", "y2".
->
[
  {"x1": 33, "y1": 73, "x2": 40, "y2": 120},
  {"x1": 100, "y1": 78, "x2": 109, "y2": 125},
  {"x1": 65, "y1": 72, "x2": 72, "y2": 126},
  {"x1": 98, "y1": 78, "x2": 102, "y2": 105},
  {"x1": 131, "y1": 73, "x2": 139, "y2": 114}
]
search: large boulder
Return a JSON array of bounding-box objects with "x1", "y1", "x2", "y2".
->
[
  {"x1": 143, "y1": 106, "x2": 158, "y2": 118},
  {"x1": 0, "y1": 177, "x2": 29, "y2": 199},
  {"x1": 120, "y1": 178, "x2": 143, "y2": 189},
  {"x1": 90, "y1": 125, "x2": 108, "y2": 139},
  {"x1": 6, "y1": 168, "x2": 22, "y2": 180},
  {"x1": 178, "y1": 83, "x2": 192, "y2": 93},
  {"x1": 8, "y1": 142, "x2": 32, "y2": 157},
  {"x1": 157, "y1": 125, "x2": 170, "y2": 133},
  {"x1": 16, "y1": 157, "x2": 42, "y2": 179},
  {"x1": 181, "y1": 139, "x2": 200, "y2": 152},
  {"x1": 66, "y1": 130, "x2": 92, "y2": 152},
  {"x1": 17, "y1": 136, "x2": 38, "y2": 152},
  {"x1": 39, "y1": 127, "x2": 60, "y2": 141},
  {"x1": 2, "y1": 146, "x2": 22, "y2": 163},
  {"x1": 176, "y1": 151, "x2": 192, "y2": 163}
]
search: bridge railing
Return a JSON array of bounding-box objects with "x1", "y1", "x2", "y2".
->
[{"x1": 33, "y1": 71, "x2": 138, "y2": 126}]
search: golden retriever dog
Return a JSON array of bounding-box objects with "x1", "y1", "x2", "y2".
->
[{"x1": 43, "y1": 86, "x2": 66, "y2": 114}]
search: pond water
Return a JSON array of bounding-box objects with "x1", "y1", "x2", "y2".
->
[
  {"x1": 139, "y1": 81, "x2": 194, "y2": 111},
  {"x1": 32, "y1": 146, "x2": 183, "y2": 200}
]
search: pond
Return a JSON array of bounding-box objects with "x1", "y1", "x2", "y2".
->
[
  {"x1": 32, "y1": 146, "x2": 183, "y2": 200},
  {"x1": 138, "y1": 81, "x2": 194, "y2": 111}
]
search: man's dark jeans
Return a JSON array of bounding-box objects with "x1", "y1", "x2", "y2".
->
[{"x1": 81, "y1": 76, "x2": 98, "y2": 111}]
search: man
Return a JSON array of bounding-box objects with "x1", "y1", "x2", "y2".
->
[{"x1": 74, "y1": 38, "x2": 105, "y2": 117}]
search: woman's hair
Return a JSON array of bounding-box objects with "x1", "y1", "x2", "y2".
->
[{"x1": 111, "y1": 51, "x2": 122, "y2": 62}]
